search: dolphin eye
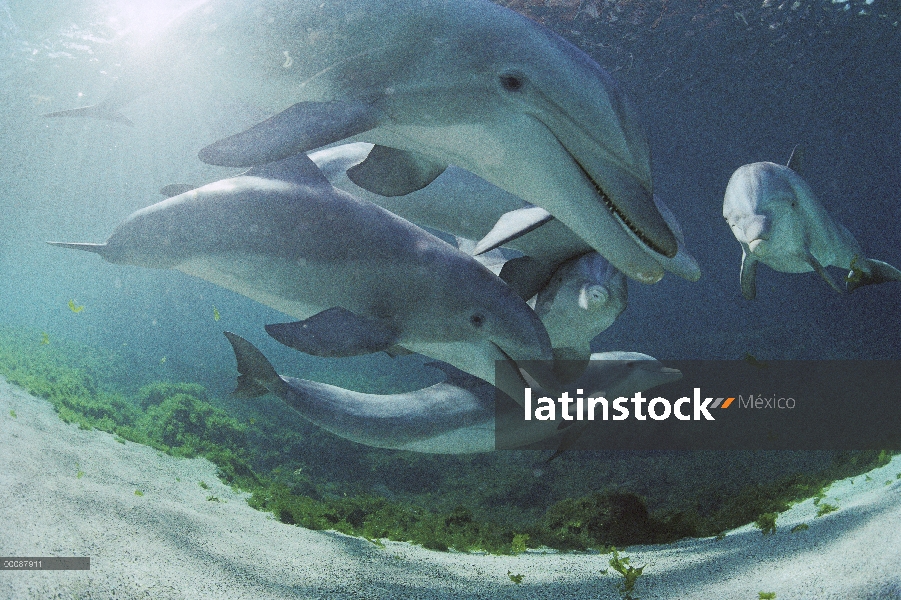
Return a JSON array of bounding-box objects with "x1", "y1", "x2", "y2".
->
[
  {"x1": 499, "y1": 72, "x2": 526, "y2": 92},
  {"x1": 469, "y1": 312, "x2": 486, "y2": 328}
]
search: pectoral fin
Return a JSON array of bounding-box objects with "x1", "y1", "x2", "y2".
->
[
  {"x1": 199, "y1": 101, "x2": 382, "y2": 167},
  {"x1": 265, "y1": 307, "x2": 400, "y2": 357},
  {"x1": 805, "y1": 251, "x2": 843, "y2": 293},
  {"x1": 499, "y1": 256, "x2": 559, "y2": 301},
  {"x1": 384, "y1": 345, "x2": 414, "y2": 358},
  {"x1": 455, "y1": 236, "x2": 507, "y2": 275},
  {"x1": 43, "y1": 101, "x2": 134, "y2": 126},
  {"x1": 740, "y1": 249, "x2": 758, "y2": 300},
  {"x1": 346, "y1": 145, "x2": 446, "y2": 196},
  {"x1": 472, "y1": 206, "x2": 554, "y2": 256}
]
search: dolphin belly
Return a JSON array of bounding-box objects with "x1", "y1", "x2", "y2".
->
[
  {"x1": 281, "y1": 377, "x2": 496, "y2": 452},
  {"x1": 397, "y1": 423, "x2": 496, "y2": 454}
]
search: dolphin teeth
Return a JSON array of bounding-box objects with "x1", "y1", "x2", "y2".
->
[{"x1": 588, "y1": 175, "x2": 665, "y2": 256}]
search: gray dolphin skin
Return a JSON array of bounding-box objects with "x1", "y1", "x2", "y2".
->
[
  {"x1": 48, "y1": 153, "x2": 553, "y2": 385},
  {"x1": 533, "y1": 253, "x2": 627, "y2": 363},
  {"x1": 723, "y1": 147, "x2": 901, "y2": 299},
  {"x1": 224, "y1": 332, "x2": 680, "y2": 454},
  {"x1": 453, "y1": 240, "x2": 627, "y2": 365},
  {"x1": 311, "y1": 143, "x2": 701, "y2": 299},
  {"x1": 225, "y1": 331, "x2": 499, "y2": 453},
  {"x1": 44, "y1": 0, "x2": 679, "y2": 284}
]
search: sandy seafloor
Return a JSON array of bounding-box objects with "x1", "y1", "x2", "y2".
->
[{"x1": 1, "y1": 376, "x2": 900, "y2": 600}]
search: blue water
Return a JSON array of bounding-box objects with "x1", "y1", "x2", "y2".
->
[{"x1": 0, "y1": 0, "x2": 899, "y2": 567}]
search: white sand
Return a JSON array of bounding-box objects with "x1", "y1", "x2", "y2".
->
[{"x1": 1, "y1": 376, "x2": 900, "y2": 599}]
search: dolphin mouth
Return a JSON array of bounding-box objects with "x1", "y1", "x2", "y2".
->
[
  {"x1": 535, "y1": 97, "x2": 678, "y2": 261},
  {"x1": 748, "y1": 238, "x2": 765, "y2": 252},
  {"x1": 491, "y1": 341, "x2": 515, "y2": 364},
  {"x1": 490, "y1": 337, "x2": 551, "y2": 364},
  {"x1": 568, "y1": 158, "x2": 674, "y2": 259}
]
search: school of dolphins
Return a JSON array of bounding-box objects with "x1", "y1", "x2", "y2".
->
[{"x1": 46, "y1": 0, "x2": 901, "y2": 456}]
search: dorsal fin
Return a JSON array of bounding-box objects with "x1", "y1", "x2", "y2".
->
[
  {"x1": 472, "y1": 205, "x2": 554, "y2": 256},
  {"x1": 786, "y1": 145, "x2": 805, "y2": 174},
  {"x1": 245, "y1": 152, "x2": 332, "y2": 187}
]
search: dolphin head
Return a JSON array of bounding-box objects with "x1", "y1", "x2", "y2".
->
[
  {"x1": 579, "y1": 351, "x2": 682, "y2": 398},
  {"x1": 723, "y1": 162, "x2": 807, "y2": 259},
  {"x1": 444, "y1": 261, "x2": 554, "y2": 365},
  {"x1": 534, "y1": 253, "x2": 627, "y2": 353},
  {"x1": 405, "y1": 247, "x2": 554, "y2": 386},
  {"x1": 334, "y1": 1, "x2": 677, "y2": 283}
]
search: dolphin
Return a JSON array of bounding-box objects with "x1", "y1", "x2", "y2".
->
[
  {"x1": 723, "y1": 146, "x2": 901, "y2": 299},
  {"x1": 452, "y1": 239, "x2": 627, "y2": 369},
  {"x1": 310, "y1": 143, "x2": 701, "y2": 299},
  {"x1": 44, "y1": 0, "x2": 678, "y2": 283},
  {"x1": 48, "y1": 152, "x2": 552, "y2": 385},
  {"x1": 533, "y1": 253, "x2": 627, "y2": 364},
  {"x1": 224, "y1": 331, "x2": 680, "y2": 454}
]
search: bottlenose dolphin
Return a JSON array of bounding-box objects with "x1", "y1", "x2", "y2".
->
[
  {"x1": 48, "y1": 152, "x2": 552, "y2": 385},
  {"x1": 723, "y1": 147, "x2": 901, "y2": 299},
  {"x1": 224, "y1": 331, "x2": 680, "y2": 454},
  {"x1": 45, "y1": 0, "x2": 678, "y2": 283},
  {"x1": 533, "y1": 253, "x2": 627, "y2": 364},
  {"x1": 453, "y1": 238, "x2": 627, "y2": 367},
  {"x1": 310, "y1": 143, "x2": 701, "y2": 299}
]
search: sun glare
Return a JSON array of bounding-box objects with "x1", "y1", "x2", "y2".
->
[{"x1": 106, "y1": 0, "x2": 208, "y2": 42}]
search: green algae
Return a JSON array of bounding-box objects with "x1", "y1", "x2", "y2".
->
[
  {"x1": 754, "y1": 512, "x2": 778, "y2": 536},
  {"x1": 0, "y1": 326, "x2": 897, "y2": 554},
  {"x1": 608, "y1": 547, "x2": 645, "y2": 600},
  {"x1": 507, "y1": 571, "x2": 524, "y2": 584}
]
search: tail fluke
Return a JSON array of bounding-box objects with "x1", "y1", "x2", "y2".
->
[
  {"x1": 847, "y1": 257, "x2": 901, "y2": 293},
  {"x1": 43, "y1": 103, "x2": 134, "y2": 127},
  {"x1": 223, "y1": 332, "x2": 288, "y2": 398}
]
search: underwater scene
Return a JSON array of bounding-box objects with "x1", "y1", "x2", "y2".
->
[{"x1": 0, "y1": 0, "x2": 899, "y2": 597}]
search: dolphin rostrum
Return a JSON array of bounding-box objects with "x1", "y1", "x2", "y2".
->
[
  {"x1": 723, "y1": 146, "x2": 901, "y2": 299},
  {"x1": 224, "y1": 331, "x2": 680, "y2": 454},
  {"x1": 45, "y1": 0, "x2": 678, "y2": 284},
  {"x1": 48, "y1": 152, "x2": 552, "y2": 385}
]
